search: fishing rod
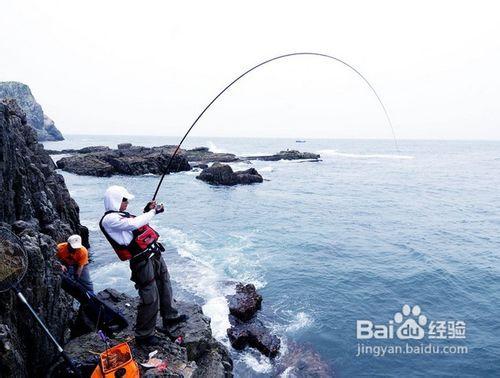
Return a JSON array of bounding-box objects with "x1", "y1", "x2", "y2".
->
[{"x1": 152, "y1": 52, "x2": 398, "y2": 200}]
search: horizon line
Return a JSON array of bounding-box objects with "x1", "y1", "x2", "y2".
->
[{"x1": 51, "y1": 133, "x2": 500, "y2": 143}]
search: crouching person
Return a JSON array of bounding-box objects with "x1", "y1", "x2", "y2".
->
[
  {"x1": 100, "y1": 185, "x2": 186, "y2": 346},
  {"x1": 56, "y1": 234, "x2": 94, "y2": 293}
]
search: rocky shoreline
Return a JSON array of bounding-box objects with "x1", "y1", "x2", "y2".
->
[
  {"x1": 0, "y1": 99, "x2": 332, "y2": 376},
  {"x1": 0, "y1": 99, "x2": 84, "y2": 376},
  {"x1": 52, "y1": 289, "x2": 232, "y2": 377},
  {"x1": 0, "y1": 99, "x2": 236, "y2": 377}
]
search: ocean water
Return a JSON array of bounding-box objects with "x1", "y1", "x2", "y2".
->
[{"x1": 44, "y1": 136, "x2": 500, "y2": 377}]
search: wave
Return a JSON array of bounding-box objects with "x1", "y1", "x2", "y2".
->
[
  {"x1": 157, "y1": 227, "x2": 273, "y2": 373},
  {"x1": 259, "y1": 166, "x2": 274, "y2": 172},
  {"x1": 157, "y1": 228, "x2": 234, "y2": 345},
  {"x1": 207, "y1": 141, "x2": 226, "y2": 153},
  {"x1": 271, "y1": 310, "x2": 314, "y2": 334},
  {"x1": 285, "y1": 312, "x2": 313, "y2": 333},
  {"x1": 318, "y1": 149, "x2": 414, "y2": 160},
  {"x1": 241, "y1": 353, "x2": 273, "y2": 374}
]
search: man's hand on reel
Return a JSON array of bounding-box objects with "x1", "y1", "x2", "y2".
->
[{"x1": 144, "y1": 200, "x2": 164, "y2": 214}]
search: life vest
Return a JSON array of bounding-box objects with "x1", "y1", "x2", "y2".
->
[{"x1": 99, "y1": 211, "x2": 160, "y2": 261}]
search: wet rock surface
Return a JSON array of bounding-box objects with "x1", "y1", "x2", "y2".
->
[
  {"x1": 0, "y1": 81, "x2": 63, "y2": 141},
  {"x1": 0, "y1": 99, "x2": 87, "y2": 376},
  {"x1": 227, "y1": 316, "x2": 280, "y2": 358},
  {"x1": 228, "y1": 283, "x2": 262, "y2": 321},
  {"x1": 274, "y1": 341, "x2": 333, "y2": 377},
  {"x1": 57, "y1": 289, "x2": 232, "y2": 377},
  {"x1": 226, "y1": 283, "x2": 280, "y2": 358},
  {"x1": 196, "y1": 163, "x2": 263, "y2": 186}
]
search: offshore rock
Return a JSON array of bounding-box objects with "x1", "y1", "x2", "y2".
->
[
  {"x1": 0, "y1": 99, "x2": 87, "y2": 376},
  {"x1": 58, "y1": 289, "x2": 232, "y2": 377},
  {"x1": 0, "y1": 81, "x2": 64, "y2": 141},
  {"x1": 56, "y1": 144, "x2": 191, "y2": 177},
  {"x1": 45, "y1": 146, "x2": 111, "y2": 155},
  {"x1": 274, "y1": 341, "x2": 333, "y2": 377},
  {"x1": 196, "y1": 163, "x2": 263, "y2": 186},
  {"x1": 227, "y1": 315, "x2": 280, "y2": 358},
  {"x1": 245, "y1": 149, "x2": 320, "y2": 161},
  {"x1": 228, "y1": 283, "x2": 262, "y2": 321},
  {"x1": 226, "y1": 282, "x2": 280, "y2": 358},
  {"x1": 183, "y1": 146, "x2": 239, "y2": 164},
  {"x1": 53, "y1": 144, "x2": 241, "y2": 177}
]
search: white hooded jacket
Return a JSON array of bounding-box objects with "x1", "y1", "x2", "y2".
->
[{"x1": 101, "y1": 185, "x2": 156, "y2": 246}]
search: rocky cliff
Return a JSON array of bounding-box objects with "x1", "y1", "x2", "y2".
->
[
  {"x1": 0, "y1": 99, "x2": 86, "y2": 376},
  {"x1": 0, "y1": 82, "x2": 64, "y2": 141},
  {"x1": 55, "y1": 289, "x2": 232, "y2": 377}
]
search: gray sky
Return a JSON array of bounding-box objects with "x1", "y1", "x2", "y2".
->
[{"x1": 1, "y1": 0, "x2": 499, "y2": 140}]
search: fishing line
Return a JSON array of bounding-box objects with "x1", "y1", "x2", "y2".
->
[{"x1": 152, "y1": 52, "x2": 398, "y2": 200}]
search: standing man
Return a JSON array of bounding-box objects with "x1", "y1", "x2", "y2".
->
[
  {"x1": 100, "y1": 185, "x2": 186, "y2": 346},
  {"x1": 56, "y1": 234, "x2": 94, "y2": 293}
]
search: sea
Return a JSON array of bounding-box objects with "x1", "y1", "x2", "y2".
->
[{"x1": 43, "y1": 135, "x2": 500, "y2": 377}]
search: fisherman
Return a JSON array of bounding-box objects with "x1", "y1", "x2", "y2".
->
[
  {"x1": 56, "y1": 234, "x2": 94, "y2": 293},
  {"x1": 100, "y1": 185, "x2": 186, "y2": 346}
]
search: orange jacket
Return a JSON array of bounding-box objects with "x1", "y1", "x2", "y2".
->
[{"x1": 56, "y1": 242, "x2": 89, "y2": 267}]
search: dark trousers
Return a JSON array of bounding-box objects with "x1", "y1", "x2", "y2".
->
[
  {"x1": 67, "y1": 265, "x2": 94, "y2": 293},
  {"x1": 129, "y1": 253, "x2": 176, "y2": 338}
]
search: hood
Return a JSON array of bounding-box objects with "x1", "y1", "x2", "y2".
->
[{"x1": 104, "y1": 185, "x2": 135, "y2": 212}]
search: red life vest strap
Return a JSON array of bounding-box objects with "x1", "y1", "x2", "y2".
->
[{"x1": 99, "y1": 211, "x2": 159, "y2": 261}]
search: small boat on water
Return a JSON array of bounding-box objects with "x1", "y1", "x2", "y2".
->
[{"x1": 296, "y1": 140, "x2": 306, "y2": 143}]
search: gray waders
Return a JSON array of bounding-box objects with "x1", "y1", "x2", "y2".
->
[{"x1": 129, "y1": 252, "x2": 177, "y2": 338}]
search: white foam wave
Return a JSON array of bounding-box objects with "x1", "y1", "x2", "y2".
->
[
  {"x1": 50, "y1": 154, "x2": 72, "y2": 163},
  {"x1": 158, "y1": 227, "x2": 234, "y2": 345},
  {"x1": 241, "y1": 353, "x2": 272, "y2": 374},
  {"x1": 155, "y1": 227, "x2": 271, "y2": 373},
  {"x1": 285, "y1": 312, "x2": 313, "y2": 332},
  {"x1": 207, "y1": 141, "x2": 226, "y2": 153},
  {"x1": 271, "y1": 306, "x2": 314, "y2": 335},
  {"x1": 318, "y1": 149, "x2": 414, "y2": 160},
  {"x1": 259, "y1": 166, "x2": 274, "y2": 172},
  {"x1": 202, "y1": 296, "x2": 231, "y2": 340},
  {"x1": 280, "y1": 366, "x2": 296, "y2": 377},
  {"x1": 182, "y1": 169, "x2": 201, "y2": 176}
]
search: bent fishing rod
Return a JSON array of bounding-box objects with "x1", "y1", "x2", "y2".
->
[{"x1": 152, "y1": 52, "x2": 398, "y2": 201}]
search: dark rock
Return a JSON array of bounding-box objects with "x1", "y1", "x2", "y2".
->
[
  {"x1": 190, "y1": 147, "x2": 209, "y2": 152},
  {"x1": 117, "y1": 143, "x2": 132, "y2": 150},
  {"x1": 227, "y1": 315, "x2": 280, "y2": 358},
  {"x1": 196, "y1": 163, "x2": 263, "y2": 186},
  {"x1": 0, "y1": 81, "x2": 64, "y2": 141},
  {"x1": 274, "y1": 341, "x2": 333, "y2": 377},
  {"x1": 46, "y1": 146, "x2": 111, "y2": 155},
  {"x1": 62, "y1": 289, "x2": 232, "y2": 377},
  {"x1": 183, "y1": 148, "x2": 239, "y2": 164},
  {"x1": 191, "y1": 163, "x2": 208, "y2": 169},
  {"x1": 228, "y1": 283, "x2": 262, "y2": 321},
  {"x1": 56, "y1": 144, "x2": 191, "y2": 177},
  {"x1": 0, "y1": 99, "x2": 87, "y2": 375},
  {"x1": 245, "y1": 149, "x2": 320, "y2": 161},
  {"x1": 75, "y1": 146, "x2": 111, "y2": 154}
]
